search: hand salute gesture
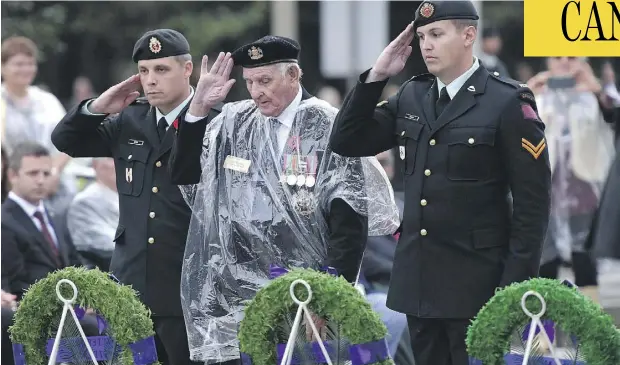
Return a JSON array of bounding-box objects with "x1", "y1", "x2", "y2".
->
[
  {"x1": 89, "y1": 75, "x2": 142, "y2": 114},
  {"x1": 188, "y1": 52, "x2": 236, "y2": 117},
  {"x1": 367, "y1": 23, "x2": 415, "y2": 83}
]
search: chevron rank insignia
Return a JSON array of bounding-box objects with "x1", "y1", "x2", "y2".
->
[{"x1": 521, "y1": 138, "x2": 546, "y2": 160}]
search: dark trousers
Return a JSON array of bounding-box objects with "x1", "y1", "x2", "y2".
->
[
  {"x1": 406, "y1": 316, "x2": 471, "y2": 365},
  {"x1": 153, "y1": 316, "x2": 202, "y2": 365}
]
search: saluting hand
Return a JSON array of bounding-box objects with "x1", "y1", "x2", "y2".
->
[
  {"x1": 89, "y1": 75, "x2": 141, "y2": 114},
  {"x1": 367, "y1": 23, "x2": 415, "y2": 83},
  {"x1": 188, "y1": 52, "x2": 236, "y2": 117}
]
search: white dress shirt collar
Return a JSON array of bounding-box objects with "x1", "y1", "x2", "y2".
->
[
  {"x1": 272, "y1": 85, "x2": 303, "y2": 127},
  {"x1": 8, "y1": 191, "x2": 47, "y2": 218},
  {"x1": 437, "y1": 57, "x2": 481, "y2": 100},
  {"x1": 155, "y1": 87, "x2": 195, "y2": 126}
]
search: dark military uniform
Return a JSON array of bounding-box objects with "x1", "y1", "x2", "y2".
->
[
  {"x1": 329, "y1": 2, "x2": 551, "y2": 364},
  {"x1": 51, "y1": 29, "x2": 209, "y2": 365}
]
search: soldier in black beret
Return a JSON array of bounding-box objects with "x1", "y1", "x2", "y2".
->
[
  {"x1": 479, "y1": 25, "x2": 511, "y2": 78},
  {"x1": 330, "y1": 1, "x2": 551, "y2": 364},
  {"x1": 52, "y1": 28, "x2": 216, "y2": 365}
]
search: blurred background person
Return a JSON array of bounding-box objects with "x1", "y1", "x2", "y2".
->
[
  {"x1": 67, "y1": 157, "x2": 118, "y2": 271},
  {"x1": 65, "y1": 75, "x2": 97, "y2": 110},
  {"x1": 527, "y1": 57, "x2": 616, "y2": 304},
  {"x1": 2, "y1": 146, "x2": 9, "y2": 203},
  {"x1": 316, "y1": 85, "x2": 342, "y2": 108},
  {"x1": 0, "y1": 36, "x2": 76, "y2": 216},
  {"x1": 477, "y1": 25, "x2": 510, "y2": 78}
]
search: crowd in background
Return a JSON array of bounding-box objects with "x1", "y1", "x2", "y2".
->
[{"x1": 1, "y1": 22, "x2": 619, "y2": 365}]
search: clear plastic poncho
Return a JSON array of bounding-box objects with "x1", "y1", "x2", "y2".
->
[{"x1": 178, "y1": 96, "x2": 400, "y2": 363}]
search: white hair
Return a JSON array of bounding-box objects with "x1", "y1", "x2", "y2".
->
[{"x1": 277, "y1": 62, "x2": 303, "y2": 80}]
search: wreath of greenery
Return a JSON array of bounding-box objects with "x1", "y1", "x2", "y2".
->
[
  {"x1": 466, "y1": 278, "x2": 620, "y2": 365},
  {"x1": 238, "y1": 268, "x2": 394, "y2": 365},
  {"x1": 9, "y1": 267, "x2": 157, "y2": 365}
]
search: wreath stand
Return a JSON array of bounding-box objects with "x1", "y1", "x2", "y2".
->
[
  {"x1": 466, "y1": 278, "x2": 620, "y2": 365},
  {"x1": 9, "y1": 267, "x2": 159, "y2": 365},
  {"x1": 238, "y1": 268, "x2": 395, "y2": 365}
]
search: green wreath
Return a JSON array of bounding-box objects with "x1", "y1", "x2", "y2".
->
[
  {"x1": 238, "y1": 268, "x2": 394, "y2": 365},
  {"x1": 466, "y1": 278, "x2": 620, "y2": 365},
  {"x1": 9, "y1": 267, "x2": 158, "y2": 365}
]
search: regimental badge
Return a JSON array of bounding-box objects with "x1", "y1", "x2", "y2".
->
[
  {"x1": 248, "y1": 46, "x2": 263, "y2": 60},
  {"x1": 149, "y1": 37, "x2": 162, "y2": 54},
  {"x1": 125, "y1": 167, "x2": 133, "y2": 183},
  {"x1": 419, "y1": 3, "x2": 434, "y2": 18}
]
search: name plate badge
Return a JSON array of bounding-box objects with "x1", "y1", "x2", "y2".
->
[{"x1": 223, "y1": 156, "x2": 251, "y2": 173}]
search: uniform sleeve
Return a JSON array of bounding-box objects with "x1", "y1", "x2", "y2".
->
[
  {"x1": 329, "y1": 69, "x2": 399, "y2": 157},
  {"x1": 168, "y1": 104, "x2": 222, "y2": 185},
  {"x1": 498, "y1": 89, "x2": 551, "y2": 287},
  {"x1": 50, "y1": 99, "x2": 121, "y2": 158}
]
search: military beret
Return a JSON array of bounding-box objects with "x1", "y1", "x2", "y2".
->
[
  {"x1": 132, "y1": 29, "x2": 190, "y2": 63},
  {"x1": 231, "y1": 35, "x2": 300, "y2": 68},
  {"x1": 413, "y1": 1, "x2": 479, "y2": 33}
]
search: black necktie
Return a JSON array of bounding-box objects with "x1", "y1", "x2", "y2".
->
[
  {"x1": 435, "y1": 87, "x2": 451, "y2": 119},
  {"x1": 157, "y1": 117, "x2": 168, "y2": 142}
]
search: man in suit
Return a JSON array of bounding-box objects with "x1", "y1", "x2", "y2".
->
[
  {"x1": 1, "y1": 142, "x2": 98, "y2": 364},
  {"x1": 169, "y1": 36, "x2": 398, "y2": 364},
  {"x1": 51, "y1": 29, "x2": 209, "y2": 365},
  {"x1": 1, "y1": 142, "x2": 83, "y2": 295},
  {"x1": 329, "y1": 1, "x2": 552, "y2": 364}
]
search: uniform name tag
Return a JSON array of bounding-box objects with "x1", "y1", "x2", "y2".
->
[{"x1": 223, "y1": 156, "x2": 251, "y2": 173}]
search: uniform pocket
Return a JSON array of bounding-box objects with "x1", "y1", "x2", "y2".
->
[
  {"x1": 113, "y1": 225, "x2": 126, "y2": 245},
  {"x1": 444, "y1": 127, "x2": 496, "y2": 181},
  {"x1": 394, "y1": 119, "x2": 424, "y2": 175},
  {"x1": 116, "y1": 144, "x2": 151, "y2": 196}
]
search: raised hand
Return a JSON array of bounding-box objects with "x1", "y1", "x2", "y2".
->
[
  {"x1": 89, "y1": 75, "x2": 141, "y2": 114},
  {"x1": 188, "y1": 52, "x2": 236, "y2": 117},
  {"x1": 367, "y1": 23, "x2": 415, "y2": 83}
]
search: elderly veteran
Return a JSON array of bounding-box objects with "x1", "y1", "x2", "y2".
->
[{"x1": 169, "y1": 36, "x2": 399, "y2": 364}]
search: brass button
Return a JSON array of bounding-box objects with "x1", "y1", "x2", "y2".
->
[
  {"x1": 148, "y1": 237, "x2": 155, "y2": 244},
  {"x1": 128, "y1": 154, "x2": 133, "y2": 159},
  {"x1": 424, "y1": 169, "x2": 431, "y2": 176},
  {"x1": 429, "y1": 139, "x2": 436, "y2": 146},
  {"x1": 152, "y1": 187, "x2": 159, "y2": 193},
  {"x1": 155, "y1": 161, "x2": 162, "y2": 167},
  {"x1": 420, "y1": 199, "x2": 427, "y2": 206},
  {"x1": 468, "y1": 138, "x2": 475, "y2": 144},
  {"x1": 149, "y1": 212, "x2": 155, "y2": 218},
  {"x1": 420, "y1": 229, "x2": 427, "y2": 236}
]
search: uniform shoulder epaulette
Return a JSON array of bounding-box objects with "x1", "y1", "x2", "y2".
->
[
  {"x1": 130, "y1": 96, "x2": 149, "y2": 106},
  {"x1": 489, "y1": 72, "x2": 536, "y2": 104},
  {"x1": 408, "y1": 73, "x2": 435, "y2": 82}
]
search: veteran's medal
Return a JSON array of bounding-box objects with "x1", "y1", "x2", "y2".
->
[
  {"x1": 287, "y1": 175, "x2": 297, "y2": 186},
  {"x1": 305, "y1": 175, "x2": 316, "y2": 188},
  {"x1": 296, "y1": 175, "x2": 306, "y2": 186}
]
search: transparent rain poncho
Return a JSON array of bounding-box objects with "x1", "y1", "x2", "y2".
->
[{"x1": 178, "y1": 97, "x2": 400, "y2": 363}]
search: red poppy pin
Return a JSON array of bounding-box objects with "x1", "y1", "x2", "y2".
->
[{"x1": 172, "y1": 118, "x2": 179, "y2": 130}]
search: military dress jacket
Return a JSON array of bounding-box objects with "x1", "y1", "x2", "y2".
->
[
  {"x1": 330, "y1": 66, "x2": 552, "y2": 318},
  {"x1": 51, "y1": 98, "x2": 219, "y2": 316}
]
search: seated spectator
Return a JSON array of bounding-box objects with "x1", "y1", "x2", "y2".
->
[
  {"x1": 1, "y1": 142, "x2": 84, "y2": 295},
  {"x1": 2, "y1": 146, "x2": 9, "y2": 203},
  {"x1": 67, "y1": 157, "x2": 118, "y2": 271}
]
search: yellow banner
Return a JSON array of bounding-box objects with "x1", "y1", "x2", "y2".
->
[{"x1": 524, "y1": 0, "x2": 620, "y2": 56}]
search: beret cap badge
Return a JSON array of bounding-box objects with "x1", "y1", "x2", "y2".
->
[
  {"x1": 149, "y1": 37, "x2": 162, "y2": 54},
  {"x1": 248, "y1": 46, "x2": 263, "y2": 60},
  {"x1": 420, "y1": 3, "x2": 434, "y2": 18}
]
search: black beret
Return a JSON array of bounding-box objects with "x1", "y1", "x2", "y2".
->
[
  {"x1": 413, "y1": 1, "x2": 479, "y2": 33},
  {"x1": 132, "y1": 29, "x2": 190, "y2": 63},
  {"x1": 231, "y1": 35, "x2": 300, "y2": 68}
]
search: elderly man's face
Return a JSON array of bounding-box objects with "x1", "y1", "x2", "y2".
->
[{"x1": 243, "y1": 63, "x2": 299, "y2": 117}]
